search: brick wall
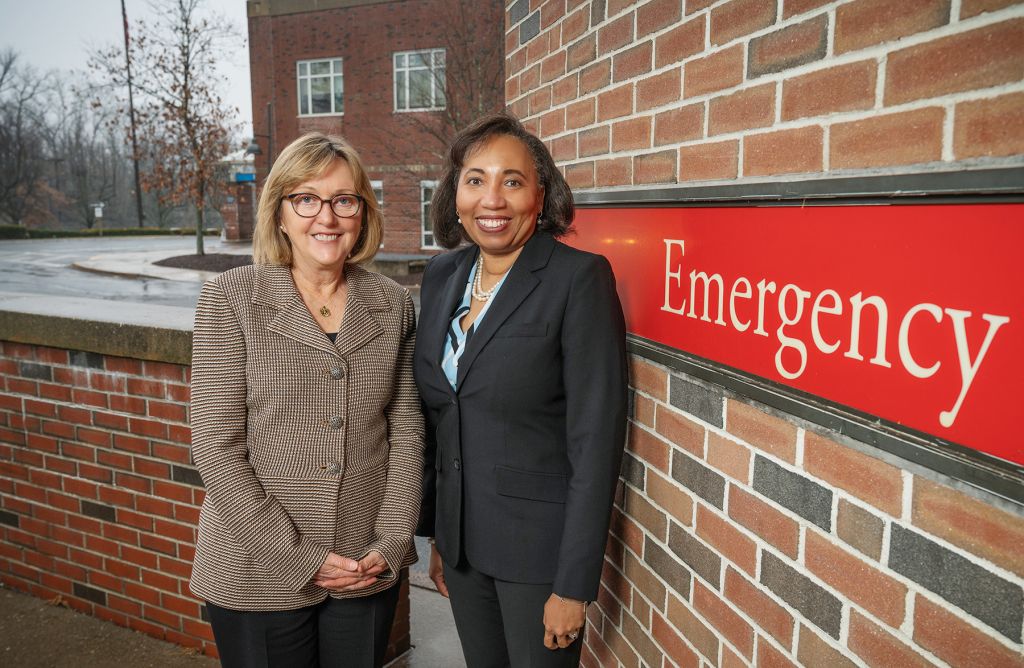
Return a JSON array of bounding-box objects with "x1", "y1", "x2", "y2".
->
[
  {"x1": 0, "y1": 336, "x2": 410, "y2": 661},
  {"x1": 506, "y1": 0, "x2": 1024, "y2": 666},
  {"x1": 506, "y1": 0, "x2": 1024, "y2": 187},
  {"x1": 248, "y1": 0, "x2": 504, "y2": 253}
]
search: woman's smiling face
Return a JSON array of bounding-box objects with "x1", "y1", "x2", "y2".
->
[
  {"x1": 455, "y1": 134, "x2": 544, "y2": 259},
  {"x1": 279, "y1": 158, "x2": 362, "y2": 273}
]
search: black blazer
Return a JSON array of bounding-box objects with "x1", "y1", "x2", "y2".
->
[{"x1": 415, "y1": 231, "x2": 627, "y2": 601}]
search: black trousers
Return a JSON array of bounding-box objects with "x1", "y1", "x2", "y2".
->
[
  {"x1": 205, "y1": 582, "x2": 401, "y2": 668},
  {"x1": 443, "y1": 560, "x2": 583, "y2": 668}
]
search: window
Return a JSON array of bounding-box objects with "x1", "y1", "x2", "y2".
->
[
  {"x1": 394, "y1": 50, "x2": 446, "y2": 112},
  {"x1": 297, "y1": 58, "x2": 343, "y2": 116},
  {"x1": 421, "y1": 180, "x2": 439, "y2": 248},
  {"x1": 370, "y1": 180, "x2": 384, "y2": 209}
]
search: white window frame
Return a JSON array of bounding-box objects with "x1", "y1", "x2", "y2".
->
[
  {"x1": 394, "y1": 49, "x2": 446, "y2": 112},
  {"x1": 297, "y1": 58, "x2": 344, "y2": 116},
  {"x1": 420, "y1": 180, "x2": 440, "y2": 249}
]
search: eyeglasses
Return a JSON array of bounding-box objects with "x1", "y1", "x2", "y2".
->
[{"x1": 284, "y1": 192, "x2": 364, "y2": 218}]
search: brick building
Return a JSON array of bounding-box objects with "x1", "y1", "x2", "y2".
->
[
  {"x1": 246, "y1": 0, "x2": 504, "y2": 255},
  {"x1": 504, "y1": 1, "x2": 1024, "y2": 667}
]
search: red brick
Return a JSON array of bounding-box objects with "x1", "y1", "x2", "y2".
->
[
  {"x1": 97, "y1": 450, "x2": 132, "y2": 471},
  {"x1": 747, "y1": 124, "x2": 824, "y2": 176},
  {"x1": 6, "y1": 378, "x2": 39, "y2": 396},
  {"x1": 134, "y1": 458, "x2": 170, "y2": 479},
  {"x1": 782, "y1": 0, "x2": 832, "y2": 18},
  {"x1": 151, "y1": 442, "x2": 190, "y2": 465},
  {"x1": 565, "y1": 98, "x2": 595, "y2": 130},
  {"x1": 35, "y1": 347, "x2": 67, "y2": 364},
  {"x1": 564, "y1": 161, "x2": 594, "y2": 188},
  {"x1": 540, "y1": 0, "x2": 562, "y2": 30},
  {"x1": 666, "y1": 593, "x2": 720, "y2": 662},
  {"x1": 656, "y1": 405, "x2": 705, "y2": 457},
  {"x1": 912, "y1": 476, "x2": 1024, "y2": 578},
  {"x1": 725, "y1": 400, "x2": 797, "y2": 462},
  {"x1": 634, "y1": 150, "x2": 676, "y2": 184},
  {"x1": 728, "y1": 486, "x2": 799, "y2": 558},
  {"x1": 561, "y1": 5, "x2": 590, "y2": 45},
  {"x1": 128, "y1": 378, "x2": 166, "y2": 399},
  {"x1": 654, "y1": 15, "x2": 706, "y2": 68},
  {"x1": 93, "y1": 411, "x2": 128, "y2": 432},
  {"x1": 709, "y1": 83, "x2": 776, "y2": 135},
  {"x1": 162, "y1": 592, "x2": 201, "y2": 618},
  {"x1": 61, "y1": 441, "x2": 96, "y2": 462},
  {"x1": 797, "y1": 625, "x2": 858, "y2": 668},
  {"x1": 830, "y1": 107, "x2": 944, "y2": 169},
  {"x1": 105, "y1": 357, "x2": 142, "y2": 375},
  {"x1": 567, "y1": 33, "x2": 596, "y2": 70},
  {"x1": 725, "y1": 568, "x2": 794, "y2": 646},
  {"x1": 38, "y1": 382, "x2": 72, "y2": 401},
  {"x1": 613, "y1": 41, "x2": 653, "y2": 82},
  {"x1": 685, "y1": 0, "x2": 715, "y2": 12},
  {"x1": 915, "y1": 596, "x2": 1021, "y2": 668},
  {"x1": 805, "y1": 432, "x2": 903, "y2": 515},
  {"x1": 748, "y1": 15, "x2": 828, "y2": 78},
  {"x1": 598, "y1": 12, "x2": 635, "y2": 53},
  {"x1": 113, "y1": 434, "x2": 150, "y2": 455},
  {"x1": 759, "y1": 636, "x2": 798, "y2": 668},
  {"x1": 835, "y1": 0, "x2": 951, "y2": 54},
  {"x1": 141, "y1": 532, "x2": 178, "y2": 556},
  {"x1": 551, "y1": 73, "x2": 578, "y2": 105},
  {"x1": 637, "y1": 0, "x2": 681, "y2": 37},
  {"x1": 529, "y1": 85, "x2": 552, "y2": 114},
  {"x1": 24, "y1": 399, "x2": 56, "y2": 418},
  {"x1": 628, "y1": 423, "x2": 670, "y2": 472},
  {"x1": 805, "y1": 530, "x2": 907, "y2": 627},
  {"x1": 110, "y1": 394, "x2": 146, "y2": 415},
  {"x1": 146, "y1": 400, "x2": 187, "y2": 422},
  {"x1": 653, "y1": 103, "x2": 702, "y2": 146},
  {"x1": 961, "y1": 0, "x2": 1023, "y2": 17},
  {"x1": 848, "y1": 610, "x2": 933, "y2": 668},
  {"x1": 550, "y1": 133, "x2": 577, "y2": 161},
  {"x1": 694, "y1": 580, "x2": 754, "y2": 658},
  {"x1": 679, "y1": 140, "x2": 738, "y2": 181},
  {"x1": 623, "y1": 551, "x2": 667, "y2": 610},
  {"x1": 651, "y1": 610, "x2": 700, "y2": 667},
  {"x1": 782, "y1": 60, "x2": 877, "y2": 121},
  {"x1": 128, "y1": 418, "x2": 168, "y2": 440},
  {"x1": 603, "y1": 622, "x2": 641, "y2": 667},
  {"x1": 580, "y1": 58, "x2": 611, "y2": 94},
  {"x1": 3, "y1": 342, "x2": 36, "y2": 359},
  {"x1": 596, "y1": 157, "x2": 632, "y2": 187},
  {"x1": 885, "y1": 18, "x2": 1024, "y2": 105},
  {"x1": 597, "y1": 83, "x2": 634, "y2": 121},
  {"x1": 520, "y1": 62, "x2": 541, "y2": 92},
  {"x1": 955, "y1": 91, "x2": 1024, "y2": 160},
  {"x1": 89, "y1": 372, "x2": 125, "y2": 393},
  {"x1": 625, "y1": 486, "x2": 669, "y2": 540},
  {"x1": 684, "y1": 45, "x2": 744, "y2": 97},
  {"x1": 706, "y1": 433, "x2": 750, "y2": 483},
  {"x1": 697, "y1": 505, "x2": 756, "y2": 575},
  {"x1": 630, "y1": 357, "x2": 668, "y2": 401},
  {"x1": 710, "y1": 0, "x2": 777, "y2": 46},
  {"x1": 579, "y1": 125, "x2": 610, "y2": 157},
  {"x1": 116, "y1": 472, "x2": 152, "y2": 494},
  {"x1": 637, "y1": 68, "x2": 682, "y2": 114},
  {"x1": 646, "y1": 470, "x2": 695, "y2": 526},
  {"x1": 539, "y1": 109, "x2": 565, "y2": 138}
]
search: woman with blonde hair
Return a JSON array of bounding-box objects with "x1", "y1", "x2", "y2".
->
[{"x1": 189, "y1": 132, "x2": 423, "y2": 667}]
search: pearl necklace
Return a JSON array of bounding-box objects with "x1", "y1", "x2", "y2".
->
[{"x1": 472, "y1": 254, "x2": 505, "y2": 302}]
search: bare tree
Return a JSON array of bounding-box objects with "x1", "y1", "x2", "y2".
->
[
  {"x1": 370, "y1": 0, "x2": 505, "y2": 163},
  {"x1": 0, "y1": 50, "x2": 50, "y2": 226},
  {"x1": 91, "y1": 0, "x2": 239, "y2": 254}
]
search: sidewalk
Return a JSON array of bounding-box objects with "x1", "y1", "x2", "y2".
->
[{"x1": 71, "y1": 238, "x2": 253, "y2": 283}]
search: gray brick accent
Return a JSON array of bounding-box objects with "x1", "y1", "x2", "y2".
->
[
  {"x1": 18, "y1": 361, "x2": 51, "y2": 381},
  {"x1": 70, "y1": 350, "x2": 104, "y2": 369},
  {"x1": 889, "y1": 525, "x2": 1023, "y2": 642},
  {"x1": 669, "y1": 522, "x2": 721, "y2": 588},
  {"x1": 0, "y1": 509, "x2": 19, "y2": 527},
  {"x1": 761, "y1": 551, "x2": 842, "y2": 638},
  {"x1": 669, "y1": 376, "x2": 723, "y2": 427},
  {"x1": 172, "y1": 464, "x2": 204, "y2": 487},
  {"x1": 73, "y1": 582, "x2": 107, "y2": 606},
  {"x1": 80, "y1": 500, "x2": 115, "y2": 522},
  {"x1": 752, "y1": 456, "x2": 832, "y2": 530},
  {"x1": 591, "y1": 0, "x2": 605, "y2": 24},
  {"x1": 508, "y1": 0, "x2": 528, "y2": 25},
  {"x1": 621, "y1": 452, "x2": 645, "y2": 490},
  {"x1": 671, "y1": 452, "x2": 725, "y2": 509},
  {"x1": 644, "y1": 535, "x2": 692, "y2": 599},
  {"x1": 519, "y1": 12, "x2": 541, "y2": 45}
]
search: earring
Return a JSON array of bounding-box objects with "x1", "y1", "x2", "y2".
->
[{"x1": 455, "y1": 213, "x2": 463, "y2": 225}]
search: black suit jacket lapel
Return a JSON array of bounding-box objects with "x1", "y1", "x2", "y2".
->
[
  {"x1": 455, "y1": 233, "x2": 556, "y2": 390},
  {"x1": 424, "y1": 247, "x2": 477, "y2": 393}
]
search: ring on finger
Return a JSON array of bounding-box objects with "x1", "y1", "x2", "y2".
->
[{"x1": 569, "y1": 631, "x2": 579, "y2": 640}]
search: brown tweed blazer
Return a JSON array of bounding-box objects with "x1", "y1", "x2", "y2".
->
[{"x1": 189, "y1": 263, "x2": 424, "y2": 611}]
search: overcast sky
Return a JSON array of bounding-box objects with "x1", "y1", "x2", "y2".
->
[{"x1": 0, "y1": 0, "x2": 253, "y2": 136}]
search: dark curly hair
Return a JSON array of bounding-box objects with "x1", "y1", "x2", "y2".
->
[{"x1": 431, "y1": 112, "x2": 574, "y2": 249}]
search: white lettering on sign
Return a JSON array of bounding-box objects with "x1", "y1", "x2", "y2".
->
[{"x1": 661, "y1": 239, "x2": 1010, "y2": 428}]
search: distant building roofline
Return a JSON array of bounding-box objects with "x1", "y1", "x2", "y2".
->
[{"x1": 247, "y1": 0, "x2": 399, "y2": 18}]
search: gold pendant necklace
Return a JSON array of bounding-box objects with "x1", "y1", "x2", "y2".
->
[{"x1": 319, "y1": 305, "x2": 331, "y2": 318}]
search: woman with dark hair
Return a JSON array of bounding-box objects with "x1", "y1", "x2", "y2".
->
[
  {"x1": 415, "y1": 113, "x2": 628, "y2": 666},
  {"x1": 190, "y1": 132, "x2": 423, "y2": 667}
]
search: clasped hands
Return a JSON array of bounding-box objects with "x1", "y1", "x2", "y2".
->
[{"x1": 313, "y1": 550, "x2": 386, "y2": 592}]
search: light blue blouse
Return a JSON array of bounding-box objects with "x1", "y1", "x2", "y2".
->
[{"x1": 441, "y1": 258, "x2": 509, "y2": 390}]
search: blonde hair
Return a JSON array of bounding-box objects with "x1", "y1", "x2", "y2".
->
[{"x1": 253, "y1": 133, "x2": 382, "y2": 266}]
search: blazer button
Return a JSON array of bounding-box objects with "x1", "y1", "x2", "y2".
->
[
  {"x1": 327, "y1": 462, "x2": 341, "y2": 474},
  {"x1": 453, "y1": 458, "x2": 461, "y2": 470},
  {"x1": 329, "y1": 416, "x2": 344, "y2": 429},
  {"x1": 330, "y1": 367, "x2": 344, "y2": 380}
]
